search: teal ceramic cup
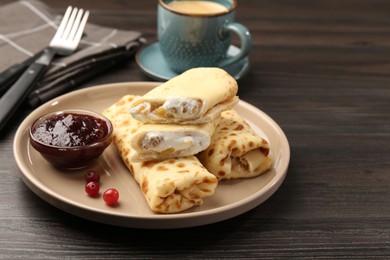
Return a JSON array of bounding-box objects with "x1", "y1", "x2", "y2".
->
[{"x1": 158, "y1": 0, "x2": 252, "y2": 73}]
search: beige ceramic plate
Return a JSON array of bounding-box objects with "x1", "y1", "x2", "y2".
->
[{"x1": 13, "y1": 82, "x2": 290, "y2": 229}]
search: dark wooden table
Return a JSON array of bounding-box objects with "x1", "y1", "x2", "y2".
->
[{"x1": 1, "y1": 0, "x2": 390, "y2": 258}]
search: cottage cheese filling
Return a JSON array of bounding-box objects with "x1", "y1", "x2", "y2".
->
[
  {"x1": 161, "y1": 97, "x2": 203, "y2": 118},
  {"x1": 141, "y1": 131, "x2": 208, "y2": 153}
]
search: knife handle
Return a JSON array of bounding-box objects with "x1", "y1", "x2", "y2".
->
[
  {"x1": 0, "y1": 63, "x2": 29, "y2": 96},
  {"x1": 0, "y1": 50, "x2": 44, "y2": 96},
  {"x1": 0, "y1": 62, "x2": 47, "y2": 131}
]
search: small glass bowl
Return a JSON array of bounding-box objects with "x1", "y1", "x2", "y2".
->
[{"x1": 29, "y1": 109, "x2": 113, "y2": 170}]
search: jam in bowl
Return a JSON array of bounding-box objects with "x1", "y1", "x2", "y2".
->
[{"x1": 29, "y1": 109, "x2": 113, "y2": 170}]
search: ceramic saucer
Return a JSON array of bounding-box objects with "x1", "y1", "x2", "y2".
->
[{"x1": 136, "y1": 42, "x2": 250, "y2": 81}]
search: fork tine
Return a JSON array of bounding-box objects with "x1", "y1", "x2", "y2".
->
[
  {"x1": 68, "y1": 9, "x2": 84, "y2": 41},
  {"x1": 73, "y1": 10, "x2": 89, "y2": 43},
  {"x1": 50, "y1": 6, "x2": 89, "y2": 50},
  {"x1": 62, "y1": 7, "x2": 78, "y2": 40},
  {"x1": 53, "y1": 6, "x2": 72, "y2": 41}
]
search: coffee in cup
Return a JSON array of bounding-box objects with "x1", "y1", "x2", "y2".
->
[
  {"x1": 157, "y1": 0, "x2": 252, "y2": 73},
  {"x1": 167, "y1": 1, "x2": 228, "y2": 15}
]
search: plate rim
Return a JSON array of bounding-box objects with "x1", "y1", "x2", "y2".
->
[{"x1": 13, "y1": 82, "x2": 290, "y2": 228}]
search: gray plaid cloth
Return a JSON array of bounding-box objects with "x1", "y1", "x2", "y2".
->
[{"x1": 0, "y1": 0, "x2": 143, "y2": 106}]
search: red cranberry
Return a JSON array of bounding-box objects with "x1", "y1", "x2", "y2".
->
[
  {"x1": 85, "y1": 181, "x2": 100, "y2": 197},
  {"x1": 103, "y1": 188, "x2": 119, "y2": 206},
  {"x1": 84, "y1": 170, "x2": 100, "y2": 183}
]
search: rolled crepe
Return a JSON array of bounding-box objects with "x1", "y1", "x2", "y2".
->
[
  {"x1": 198, "y1": 110, "x2": 272, "y2": 180},
  {"x1": 103, "y1": 95, "x2": 218, "y2": 213},
  {"x1": 103, "y1": 94, "x2": 219, "y2": 161},
  {"x1": 130, "y1": 118, "x2": 220, "y2": 162},
  {"x1": 128, "y1": 67, "x2": 239, "y2": 124}
]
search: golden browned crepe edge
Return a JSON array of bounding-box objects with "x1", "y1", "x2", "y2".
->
[{"x1": 198, "y1": 110, "x2": 273, "y2": 180}]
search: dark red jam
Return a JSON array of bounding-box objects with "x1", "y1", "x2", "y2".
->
[{"x1": 32, "y1": 113, "x2": 109, "y2": 147}]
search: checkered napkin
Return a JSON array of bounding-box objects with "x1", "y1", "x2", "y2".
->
[{"x1": 0, "y1": 0, "x2": 143, "y2": 106}]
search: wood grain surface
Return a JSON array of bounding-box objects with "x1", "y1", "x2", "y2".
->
[{"x1": 0, "y1": 0, "x2": 389, "y2": 258}]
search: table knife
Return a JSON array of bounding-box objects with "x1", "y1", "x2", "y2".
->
[{"x1": 0, "y1": 51, "x2": 44, "y2": 96}]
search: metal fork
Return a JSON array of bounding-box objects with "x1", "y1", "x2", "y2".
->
[{"x1": 0, "y1": 6, "x2": 89, "y2": 132}]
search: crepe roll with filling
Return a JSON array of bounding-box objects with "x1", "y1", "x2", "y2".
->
[
  {"x1": 103, "y1": 94, "x2": 219, "y2": 161},
  {"x1": 125, "y1": 157, "x2": 218, "y2": 213},
  {"x1": 103, "y1": 95, "x2": 218, "y2": 213},
  {"x1": 198, "y1": 110, "x2": 272, "y2": 180},
  {"x1": 128, "y1": 67, "x2": 239, "y2": 124},
  {"x1": 130, "y1": 118, "x2": 220, "y2": 162}
]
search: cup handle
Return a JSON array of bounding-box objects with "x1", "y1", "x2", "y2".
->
[{"x1": 218, "y1": 22, "x2": 252, "y2": 68}]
